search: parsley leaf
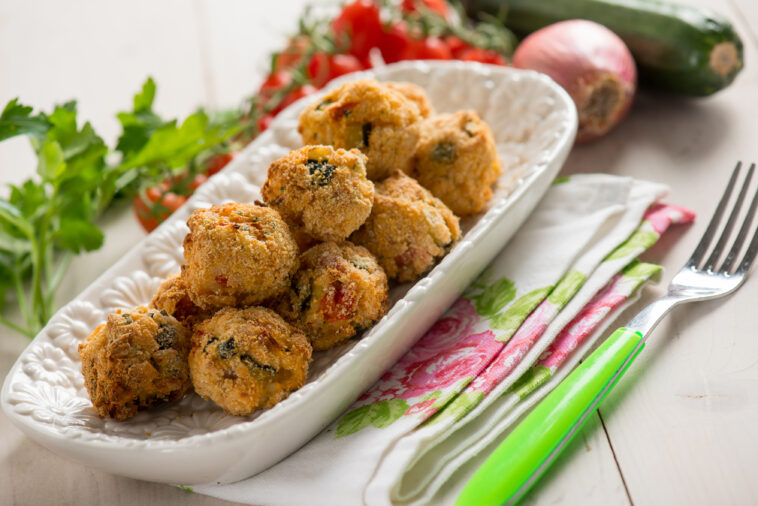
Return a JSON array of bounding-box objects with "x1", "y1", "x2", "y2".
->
[
  {"x1": 0, "y1": 98, "x2": 51, "y2": 141},
  {"x1": 116, "y1": 77, "x2": 163, "y2": 159},
  {"x1": 55, "y1": 218, "x2": 104, "y2": 253},
  {"x1": 121, "y1": 111, "x2": 227, "y2": 171}
]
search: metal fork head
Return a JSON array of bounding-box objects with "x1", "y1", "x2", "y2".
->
[{"x1": 670, "y1": 161, "x2": 758, "y2": 301}]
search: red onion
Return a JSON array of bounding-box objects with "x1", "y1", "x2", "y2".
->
[{"x1": 513, "y1": 20, "x2": 637, "y2": 143}]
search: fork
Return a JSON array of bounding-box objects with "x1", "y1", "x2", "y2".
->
[{"x1": 457, "y1": 162, "x2": 758, "y2": 506}]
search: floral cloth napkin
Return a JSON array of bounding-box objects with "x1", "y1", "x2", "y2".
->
[{"x1": 194, "y1": 175, "x2": 693, "y2": 505}]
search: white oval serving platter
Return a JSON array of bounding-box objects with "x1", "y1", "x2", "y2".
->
[{"x1": 1, "y1": 61, "x2": 577, "y2": 485}]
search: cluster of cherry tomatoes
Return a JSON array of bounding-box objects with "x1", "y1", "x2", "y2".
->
[
  {"x1": 255, "y1": 0, "x2": 506, "y2": 133},
  {"x1": 135, "y1": 0, "x2": 508, "y2": 233}
]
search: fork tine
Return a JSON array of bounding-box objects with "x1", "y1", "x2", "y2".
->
[
  {"x1": 721, "y1": 163, "x2": 758, "y2": 273},
  {"x1": 705, "y1": 164, "x2": 754, "y2": 271},
  {"x1": 737, "y1": 194, "x2": 758, "y2": 274},
  {"x1": 736, "y1": 220, "x2": 758, "y2": 274},
  {"x1": 687, "y1": 162, "x2": 741, "y2": 268}
]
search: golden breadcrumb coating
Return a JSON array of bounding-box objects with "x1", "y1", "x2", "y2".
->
[
  {"x1": 150, "y1": 272, "x2": 211, "y2": 329},
  {"x1": 385, "y1": 81, "x2": 434, "y2": 118},
  {"x1": 182, "y1": 202, "x2": 299, "y2": 310},
  {"x1": 79, "y1": 306, "x2": 191, "y2": 420},
  {"x1": 411, "y1": 110, "x2": 501, "y2": 216},
  {"x1": 298, "y1": 79, "x2": 421, "y2": 180},
  {"x1": 277, "y1": 241, "x2": 388, "y2": 350},
  {"x1": 351, "y1": 170, "x2": 461, "y2": 282},
  {"x1": 189, "y1": 307, "x2": 312, "y2": 416},
  {"x1": 262, "y1": 145, "x2": 374, "y2": 242}
]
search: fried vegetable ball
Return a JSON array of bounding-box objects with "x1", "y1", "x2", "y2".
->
[
  {"x1": 298, "y1": 79, "x2": 422, "y2": 181},
  {"x1": 385, "y1": 81, "x2": 434, "y2": 118},
  {"x1": 150, "y1": 272, "x2": 211, "y2": 329},
  {"x1": 189, "y1": 307, "x2": 312, "y2": 416},
  {"x1": 79, "y1": 306, "x2": 191, "y2": 420},
  {"x1": 182, "y1": 202, "x2": 299, "y2": 310},
  {"x1": 412, "y1": 110, "x2": 501, "y2": 216},
  {"x1": 351, "y1": 171, "x2": 461, "y2": 282},
  {"x1": 261, "y1": 145, "x2": 374, "y2": 242},
  {"x1": 277, "y1": 241, "x2": 388, "y2": 351}
]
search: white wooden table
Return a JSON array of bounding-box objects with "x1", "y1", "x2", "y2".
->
[{"x1": 1, "y1": 0, "x2": 757, "y2": 504}]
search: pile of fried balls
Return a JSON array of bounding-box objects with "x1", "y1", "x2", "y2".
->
[{"x1": 79, "y1": 79, "x2": 503, "y2": 419}]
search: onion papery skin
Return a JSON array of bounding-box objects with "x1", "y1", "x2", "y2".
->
[{"x1": 513, "y1": 20, "x2": 637, "y2": 143}]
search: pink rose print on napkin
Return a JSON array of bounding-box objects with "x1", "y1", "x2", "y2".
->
[
  {"x1": 540, "y1": 274, "x2": 626, "y2": 370},
  {"x1": 468, "y1": 299, "x2": 555, "y2": 393},
  {"x1": 644, "y1": 204, "x2": 695, "y2": 234},
  {"x1": 401, "y1": 330, "x2": 498, "y2": 400},
  {"x1": 356, "y1": 297, "x2": 480, "y2": 406},
  {"x1": 338, "y1": 298, "x2": 502, "y2": 435}
]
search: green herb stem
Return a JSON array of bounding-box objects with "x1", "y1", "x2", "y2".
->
[
  {"x1": 11, "y1": 266, "x2": 32, "y2": 332},
  {"x1": 45, "y1": 251, "x2": 73, "y2": 310},
  {"x1": 0, "y1": 314, "x2": 34, "y2": 338},
  {"x1": 31, "y1": 241, "x2": 46, "y2": 330}
]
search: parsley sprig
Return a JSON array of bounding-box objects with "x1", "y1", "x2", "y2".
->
[{"x1": 0, "y1": 79, "x2": 241, "y2": 337}]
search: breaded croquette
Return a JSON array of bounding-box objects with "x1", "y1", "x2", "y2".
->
[
  {"x1": 385, "y1": 81, "x2": 434, "y2": 118},
  {"x1": 79, "y1": 306, "x2": 191, "y2": 420},
  {"x1": 150, "y1": 272, "x2": 211, "y2": 329},
  {"x1": 351, "y1": 171, "x2": 460, "y2": 282},
  {"x1": 298, "y1": 79, "x2": 422, "y2": 180},
  {"x1": 412, "y1": 110, "x2": 501, "y2": 216},
  {"x1": 181, "y1": 203, "x2": 299, "y2": 310},
  {"x1": 189, "y1": 307, "x2": 312, "y2": 416},
  {"x1": 277, "y1": 241, "x2": 388, "y2": 350},
  {"x1": 262, "y1": 145, "x2": 374, "y2": 242}
]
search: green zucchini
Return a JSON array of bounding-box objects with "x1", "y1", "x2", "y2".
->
[{"x1": 463, "y1": 0, "x2": 744, "y2": 96}]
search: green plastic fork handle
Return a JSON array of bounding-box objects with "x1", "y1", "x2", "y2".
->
[{"x1": 456, "y1": 327, "x2": 645, "y2": 506}]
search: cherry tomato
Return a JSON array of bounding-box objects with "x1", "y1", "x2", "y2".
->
[
  {"x1": 401, "y1": 0, "x2": 449, "y2": 18},
  {"x1": 379, "y1": 21, "x2": 411, "y2": 63},
  {"x1": 258, "y1": 113, "x2": 275, "y2": 133},
  {"x1": 458, "y1": 47, "x2": 507, "y2": 65},
  {"x1": 145, "y1": 184, "x2": 168, "y2": 201},
  {"x1": 258, "y1": 70, "x2": 292, "y2": 101},
  {"x1": 307, "y1": 52, "x2": 330, "y2": 87},
  {"x1": 328, "y1": 53, "x2": 365, "y2": 81},
  {"x1": 307, "y1": 52, "x2": 365, "y2": 87},
  {"x1": 444, "y1": 35, "x2": 470, "y2": 58},
  {"x1": 331, "y1": 0, "x2": 383, "y2": 61},
  {"x1": 403, "y1": 37, "x2": 452, "y2": 60},
  {"x1": 133, "y1": 189, "x2": 187, "y2": 233},
  {"x1": 205, "y1": 152, "x2": 236, "y2": 176},
  {"x1": 133, "y1": 149, "x2": 238, "y2": 233}
]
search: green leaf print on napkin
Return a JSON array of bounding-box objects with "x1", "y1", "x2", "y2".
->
[
  {"x1": 471, "y1": 277, "x2": 516, "y2": 319},
  {"x1": 603, "y1": 229, "x2": 658, "y2": 262},
  {"x1": 492, "y1": 286, "x2": 552, "y2": 341},
  {"x1": 425, "y1": 391, "x2": 485, "y2": 426},
  {"x1": 336, "y1": 398, "x2": 411, "y2": 438},
  {"x1": 622, "y1": 259, "x2": 663, "y2": 282},
  {"x1": 547, "y1": 270, "x2": 587, "y2": 306},
  {"x1": 510, "y1": 365, "x2": 552, "y2": 400}
]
